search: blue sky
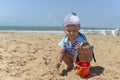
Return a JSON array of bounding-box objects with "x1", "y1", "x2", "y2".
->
[{"x1": 0, "y1": 0, "x2": 120, "y2": 28}]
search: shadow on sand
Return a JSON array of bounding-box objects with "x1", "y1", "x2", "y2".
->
[
  {"x1": 59, "y1": 66, "x2": 104, "y2": 79},
  {"x1": 86, "y1": 66, "x2": 104, "y2": 79}
]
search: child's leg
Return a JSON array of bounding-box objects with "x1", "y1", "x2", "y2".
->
[
  {"x1": 78, "y1": 52, "x2": 92, "y2": 62},
  {"x1": 62, "y1": 51, "x2": 74, "y2": 67}
]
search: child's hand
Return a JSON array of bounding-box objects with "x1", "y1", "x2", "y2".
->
[
  {"x1": 75, "y1": 43, "x2": 92, "y2": 54},
  {"x1": 56, "y1": 63, "x2": 61, "y2": 69},
  {"x1": 75, "y1": 44, "x2": 82, "y2": 52},
  {"x1": 54, "y1": 63, "x2": 61, "y2": 75}
]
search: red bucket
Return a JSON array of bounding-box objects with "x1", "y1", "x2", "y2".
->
[{"x1": 76, "y1": 61, "x2": 91, "y2": 77}]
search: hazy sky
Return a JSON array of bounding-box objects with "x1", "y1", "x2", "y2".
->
[{"x1": 0, "y1": 0, "x2": 120, "y2": 28}]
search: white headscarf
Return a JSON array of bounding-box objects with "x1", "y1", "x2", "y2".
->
[{"x1": 63, "y1": 12, "x2": 80, "y2": 28}]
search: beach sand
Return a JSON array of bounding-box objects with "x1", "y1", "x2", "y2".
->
[{"x1": 0, "y1": 32, "x2": 120, "y2": 80}]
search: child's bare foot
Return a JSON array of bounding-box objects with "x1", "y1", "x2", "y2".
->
[{"x1": 60, "y1": 65, "x2": 73, "y2": 76}]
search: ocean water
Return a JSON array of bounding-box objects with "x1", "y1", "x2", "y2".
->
[
  {"x1": 0, "y1": 26, "x2": 119, "y2": 36},
  {"x1": 0, "y1": 26, "x2": 115, "y2": 31},
  {"x1": 0, "y1": 26, "x2": 63, "y2": 31}
]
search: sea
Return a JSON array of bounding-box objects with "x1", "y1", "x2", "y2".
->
[{"x1": 0, "y1": 26, "x2": 119, "y2": 36}]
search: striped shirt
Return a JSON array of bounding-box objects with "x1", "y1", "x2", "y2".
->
[{"x1": 58, "y1": 32, "x2": 88, "y2": 55}]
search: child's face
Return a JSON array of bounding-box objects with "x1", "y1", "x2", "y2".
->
[{"x1": 64, "y1": 25, "x2": 79, "y2": 40}]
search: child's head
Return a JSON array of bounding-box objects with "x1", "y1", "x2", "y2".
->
[
  {"x1": 63, "y1": 13, "x2": 80, "y2": 38},
  {"x1": 63, "y1": 12, "x2": 80, "y2": 29}
]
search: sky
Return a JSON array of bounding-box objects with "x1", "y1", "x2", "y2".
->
[{"x1": 0, "y1": 0, "x2": 120, "y2": 28}]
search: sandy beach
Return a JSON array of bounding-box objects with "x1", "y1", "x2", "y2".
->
[{"x1": 0, "y1": 32, "x2": 120, "y2": 80}]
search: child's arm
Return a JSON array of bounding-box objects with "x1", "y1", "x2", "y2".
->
[
  {"x1": 75, "y1": 43, "x2": 93, "y2": 62},
  {"x1": 56, "y1": 48, "x2": 65, "y2": 69}
]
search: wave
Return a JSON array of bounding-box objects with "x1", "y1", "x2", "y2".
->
[
  {"x1": 0, "y1": 28, "x2": 120, "y2": 36},
  {"x1": 80, "y1": 28, "x2": 120, "y2": 36}
]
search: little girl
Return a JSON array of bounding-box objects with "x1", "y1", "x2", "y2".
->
[{"x1": 56, "y1": 12, "x2": 93, "y2": 71}]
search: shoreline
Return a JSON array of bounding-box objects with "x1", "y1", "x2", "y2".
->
[{"x1": 0, "y1": 29, "x2": 119, "y2": 36}]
